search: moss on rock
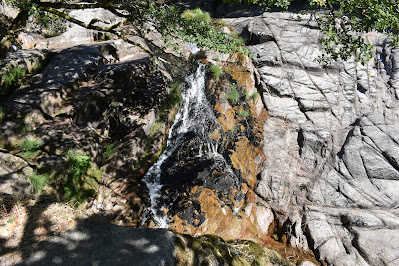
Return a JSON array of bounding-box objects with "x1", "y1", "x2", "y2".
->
[{"x1": 175, "y1": 233, "x2": 293, "y2": 266}]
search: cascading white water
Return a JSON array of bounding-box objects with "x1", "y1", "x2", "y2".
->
[{"x1": 143, "y1": 64, "x2": 221, "y2": 228}]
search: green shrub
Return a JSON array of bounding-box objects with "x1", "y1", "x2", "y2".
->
[
  {"x1": 238, "y1": 109, "x2": 250, "y2": 118},
  {"x1": 244, "y1": 91, "x2": 249, "y2": 100},
  {"x1": 160, "y1": 81, "x2": 182, "y2": 118},
  {"x1": 249, "y1": 92, "x2": 259, "y2": 101},
  {"x1": 63, "y1": 150, "x2": 100, "y2": 206},
  {"x1": 34, "y1": 11, "x2": 67, "y2": 37},
  {"x1": 182, "y1": 8, "x2": 211, "y2": 24},
  {"x1": 29, "y1": 173, "x2": 48, "y2": 194},
  {"x1": 21, "y1": 138, "x2": 42, "y2": 152},
  {"x1": 0, "y1": 66, "x2": 27, "y2": 98},
  {"x1": 153, "y1": 5, "x2": 250, "y2": 56},
  {"x1": 226, "y1": 85, "x2": 240, "y2": 106},
  {"x1": 102, "y1": 143, "x2": 116, "y2": 163},
  {"x1": 19, "y1": 138, "x2": 42, "y2": 158},
  {"x1": 211, "y1": 64, "x2": 223, "y2": 80}
]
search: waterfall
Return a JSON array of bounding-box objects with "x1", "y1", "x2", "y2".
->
[{"x1": 142, "y1": 63, "x2": 227, "y2": 228}]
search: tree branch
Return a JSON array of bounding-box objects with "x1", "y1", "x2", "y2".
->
[
  {"x1": 31, "y1": 0, "x2": 130, "y2": 18},
  {"x1": 39, "y1": 6, "x2": 154, "y2": 57}
]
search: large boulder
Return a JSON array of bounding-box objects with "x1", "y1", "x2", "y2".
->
[{"x1": 226, "y1": 12, "x2": 399, "y2": 265}]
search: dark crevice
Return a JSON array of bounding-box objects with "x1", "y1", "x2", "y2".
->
[
  {"x1": 302, "y1": 214, "x2": 322, "y2": 263},
  {"x1": 337, "y1": 119, "x2": 360, "y2": 159},
  {"x1": 297, "y1": 128, "x2": 305, "y2": 156},
  {"x1": 350, "y1": 230, "x2": 375, "y2": 265},
  {"x1": 380, "y1": 151, "x2": 399, "y2": 173}
]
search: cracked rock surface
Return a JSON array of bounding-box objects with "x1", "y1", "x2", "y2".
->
[{"x1": 228, "y1": 12, "x2": 399, "y2": 265}]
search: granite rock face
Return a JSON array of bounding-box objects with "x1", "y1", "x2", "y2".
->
[{"x1": 228, "y1": 12, "x2": 399, "y2": 265}]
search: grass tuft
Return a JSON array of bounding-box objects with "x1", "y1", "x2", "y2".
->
[
  {"x1": 238, "y1": 109, "x2": 250, "y2": 118},
  {"x1": 0, "y1": 66, "x2": 27, "y2": 98},
  {"x1": 160, "y1": 81, "x2": 182, "y2": 118},
  {"x1": 29, "y1": 173, "x2": 48, "y2": 194},
  {"x1": 182, "y1": 8, "x2": 211, "y2": 24},
  {"x1": 249, "y1": 92, "x2": 259, "y2": 101},
  {"x1": 18, "y1": 138, "x2": 43, "y2": 158},
  {"x1": 226, "y1": 85, "x2": 239, "y2": 106},
  {"x1": 63, "y1": 150, "x2": 99, "y2": 206},
  {"x1": 101, "y1": 143, "x2": 116, "y2": 163},
  {"x1": 211, "y1": 64, "x2": 223, "y2": 80}
]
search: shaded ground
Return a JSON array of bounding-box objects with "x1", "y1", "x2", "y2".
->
[
  {"x1": 0, "y1": 196, "x2": 175, "y2": 265},
  {"x1": 18, "y1": 219, "x2": 176, "y2": 266}
]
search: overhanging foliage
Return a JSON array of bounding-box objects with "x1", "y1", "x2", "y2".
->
[{"x1": 1, "y1": 0, "x2": 398, "y2": 64}]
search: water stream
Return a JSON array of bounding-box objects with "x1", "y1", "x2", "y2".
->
[{"x1": 142, "y1": 61, "x2": 239, "y2": 227}]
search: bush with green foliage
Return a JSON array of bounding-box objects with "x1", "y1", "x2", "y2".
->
[
  {"x1": 63, "y1": 150, "x2": 101, "y2": 206},
  {"x1": 160, "y1": 80, "x2": 183, "y2": 118},
  {"x1": 18, "y1": 138, "x2": 42, "y2": 158},
  {"x1": 3, "y1": 0, "x2": 398, "y2": 63},
  {"x1": 226, "y1": 85, "x2": 240, "y2": 106},
  {"x1": 181, "y1": 8, "x2": 211, "y2": 23},
  {"x1": 211, "y1": 64, "x2": 223, "y2": 80},
  {"x1": 148, "y1": 5, "x2": 250, "y2": 55},
  {"x1": 0, "y1": 66, "x2": 27, "y2": 98},
  {"x1": 238, "y1": 109, "x2": 250, "y2": 118},
  {"x1": 223, "y1": 0, "x2": 399, "y2": 64},
  {"x1": 248, "y1": 92, "x2": 259, "y2": 101},
  {"x1": 29, "y1": 173, "x2": 48, "y2": 194}
]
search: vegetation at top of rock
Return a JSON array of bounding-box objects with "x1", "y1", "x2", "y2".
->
[
  {"x1": 223, "y1": 0, "x2": 399, "y2": 64},
  {"x1": 0, "y1": 0, "x2": 249, "y2": 59},
  {"x1": 181, "y1": 8, "x2": 211, "y2": 24},
  {"x1": 150, "y1": 5, "x2": 249, "y2": 55},
  {"x1": 1, "y1": 0, "x2": 398, "y2": 63}
]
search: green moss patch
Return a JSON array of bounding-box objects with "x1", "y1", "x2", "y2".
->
[{"x1": 175, "y1": 233, "x2": 293, "y2": 266}]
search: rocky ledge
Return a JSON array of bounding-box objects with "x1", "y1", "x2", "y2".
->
[{"x1": 228, "y1": 12, "x2": 399, "y2": 265}]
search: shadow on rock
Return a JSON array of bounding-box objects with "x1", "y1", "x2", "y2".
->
[{"x1": 18, "y1": 218, "x2": 176, "y2": 266}]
